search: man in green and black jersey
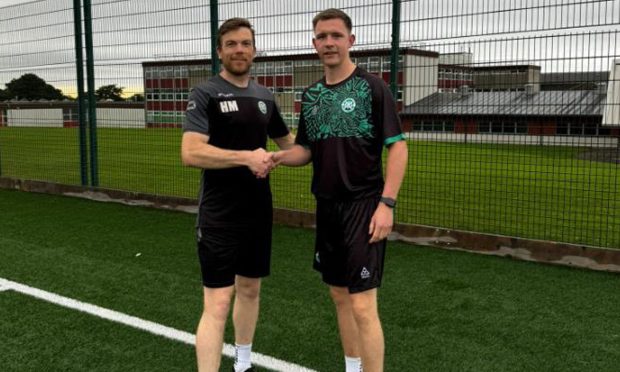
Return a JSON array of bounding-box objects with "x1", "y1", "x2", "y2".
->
[
  {"x1": 181, "y1": 18, "x2": 294, "y2": 372},
  {"x1": 274, "y1": 9, "x2": 408, "y2": 372}
]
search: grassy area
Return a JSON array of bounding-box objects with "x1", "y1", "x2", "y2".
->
[
  {"x1": 0, "y1": 127, "x2": 618, "y2": 248},
  {"x1": 1, "y1": 189, "x2": 620, "y2": 371}
]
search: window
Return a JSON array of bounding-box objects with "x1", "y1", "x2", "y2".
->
[
  {"x1": 254, "y1": 63, "x2": 265, "y2": 75},
  {"x1": 584, "y1": 123, "x2": 597, "y2": 135},
  {"x1": 283, "y1": 61, "x2": 293, "y2": 74},
  {"x1": 503, "y1": 122, "x2": 516, "y2": 133},
  {"x1": 369, "y1": 57, "x2": 380, "y2": 71},
  {"x1": 294, "y1": 88, "x2": 304, "y2": 101},
  {"x1": 478, "y1": 121, "x2": 491, "y2": 133},
  {"x1": 264, "y1": 62, "x2": 274, "y2": 74},
  {"x1": 569, "y1": 123, "x2": 584, "y2": 135},
  {"x1": 381, "y1": 58, "x2": 391, "y2": 71},
  {"x1": 63, "y1": 109, "x2": 77, "y2": 121},
  {"x1": 274, "y1": 61, "x2": 284, "y2": 74}
]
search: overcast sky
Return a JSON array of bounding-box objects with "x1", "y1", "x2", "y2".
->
[{"x1": 1, "y1": 0, "x2": 619, "y2": 96}]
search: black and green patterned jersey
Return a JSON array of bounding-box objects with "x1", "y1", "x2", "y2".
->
[
  {"x1": 295, "y1": 67, "x2": 406, "y2": 201},
  {"x1": 183, "y1": 74, "x2": 289, "y2": 227}
]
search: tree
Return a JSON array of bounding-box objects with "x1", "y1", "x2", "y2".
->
[
  {"x1": 5, "y1": 73, "x2": 65, "y2": 100},
  {"x1": 0, "y1": 88, "x2": 8, "y2": 101},
  {"x1": 95, "y1": 84, "x2": 125, "y2": 101}
]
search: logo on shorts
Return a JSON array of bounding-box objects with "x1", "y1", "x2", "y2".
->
[
  {"x1": 360, "y1": 267, "x2": 370, "y2": 279},
  {"x1": 315, "y1": 252, "x2": 320, "y2": 263},
  {"x1": 258, "y1": 101, "x2": 267, "y2": 114},
  {"x1": 341, "y1": 98, "x2": 356, "y2": 113}
]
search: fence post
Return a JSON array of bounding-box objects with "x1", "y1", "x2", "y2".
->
[
  {"x1": 210, "y1": 0, "x2": 220, "y2": 76},
  {"x1": 389, "y1": 0, "x2": 401, "y2": 99},
  {"x1": 0, "y1": 104, "x2": 4, "y2": 177},
  {"x1": 83, "y1": 0, "x2": 98, "y2": 187},
  {"x1": 73, "y1": 0, "x2": 88, "y2": 186}
]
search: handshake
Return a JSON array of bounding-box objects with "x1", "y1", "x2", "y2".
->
[{"x1": 248, "y1": 148, "x2": 283, "y2": 178}]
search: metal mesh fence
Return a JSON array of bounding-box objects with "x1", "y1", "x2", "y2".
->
[{"x1": 0, "y1": 0, "x2": 619, "y2": 248}]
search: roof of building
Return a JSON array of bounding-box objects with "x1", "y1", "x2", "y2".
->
[
  {"x1": 402, "y1": 90, "x2": 607, "y2": 117},
  {"x1": 142, "y1": 47, "x2": 438, "y2": 67},
  {"x1": 541, "y1": 71, "x2": 609, "y2": 84}
]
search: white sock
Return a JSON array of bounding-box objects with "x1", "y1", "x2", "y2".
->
[
  {"x1": 345, "y1": 355, "x2": 362, "y2": 372},
  {"x1": 234, "y1": 343, "x2": 252, "y2": 372}
]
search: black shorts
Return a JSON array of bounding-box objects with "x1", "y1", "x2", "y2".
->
[
  {"x1": 313, "y1": 196, "x2": 386, "y2": 293},
  {"x1": 197, "y1": 219, "x2": 272, "y2": 288}
]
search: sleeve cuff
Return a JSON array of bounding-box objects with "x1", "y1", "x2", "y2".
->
[{"x1": 384, "y1": 133, "x2": 406, "y2": 147}]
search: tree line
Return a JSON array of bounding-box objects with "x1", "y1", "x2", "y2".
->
[{"x1": 0, "y1": 73, "x2": 144, "y2": 102}]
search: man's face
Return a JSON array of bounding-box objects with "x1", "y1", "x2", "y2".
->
[
  {"x1": 217, "y1": 27, "x2": 256, "y2": 76},
  {"x1": 312, "y1": 18, "x2": 355, "y2": 68}
]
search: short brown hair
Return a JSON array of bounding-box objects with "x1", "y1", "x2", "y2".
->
[
  {"x1": 312, "y1": 8, "x2": 352, "y2": 32},
  {"x1": 217, "y1": 18, "x2": 255, "y2": 48}
]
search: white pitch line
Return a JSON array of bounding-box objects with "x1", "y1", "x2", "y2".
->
[{"x1": 0, "y1": 277, "x2": 317, "y2": 372}]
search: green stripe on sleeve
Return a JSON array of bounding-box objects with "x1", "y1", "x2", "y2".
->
[{"x1": 384, "y1": 133, "x2": 406, "y2": 147}]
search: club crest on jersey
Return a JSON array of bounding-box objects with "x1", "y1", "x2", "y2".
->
[
  {"x1": 219, "y1": 100, "x2": 239, "y2": 113},
  {"x1": 341, "y1": 97, "x2": 356, "y2": 113},
  {"x1": 258, "y1": 101, "x2": 267, "y2": 114}
]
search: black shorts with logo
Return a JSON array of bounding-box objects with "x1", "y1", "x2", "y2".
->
[
  {"x1": 196, "y1": 217, "x2": 272, "y2": 288},
  {"x1": 313, "y1": 196, "x2": 386, "y2": 293}
]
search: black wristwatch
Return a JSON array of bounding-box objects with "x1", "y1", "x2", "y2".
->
[{"x1": 380, "y1": 196, "x2": 396, "y2": 209}]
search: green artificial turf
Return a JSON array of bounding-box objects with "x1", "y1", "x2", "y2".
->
[
  {"x1": 1, "y1": 189, "x2": 619, "y2": 371},
  {"x1": 0, "y1": 291, "x2": 197, "y2": 372}
]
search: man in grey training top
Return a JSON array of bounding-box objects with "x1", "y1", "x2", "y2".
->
[{"x1": 181, "y1": 17, "x2": 294, "y2": 372}]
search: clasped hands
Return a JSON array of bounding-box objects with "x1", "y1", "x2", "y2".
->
[{"x1": 248, "y1": 148, "x2": 282, "y2": 178}]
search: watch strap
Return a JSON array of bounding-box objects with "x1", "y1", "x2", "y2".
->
[{"x1": 380, "y1": 196, "x2": 396, "y2": 208}]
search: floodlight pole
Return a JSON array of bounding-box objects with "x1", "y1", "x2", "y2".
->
[{"x1": 73, "y1": 0, "x2": 88, "y2": 186}]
